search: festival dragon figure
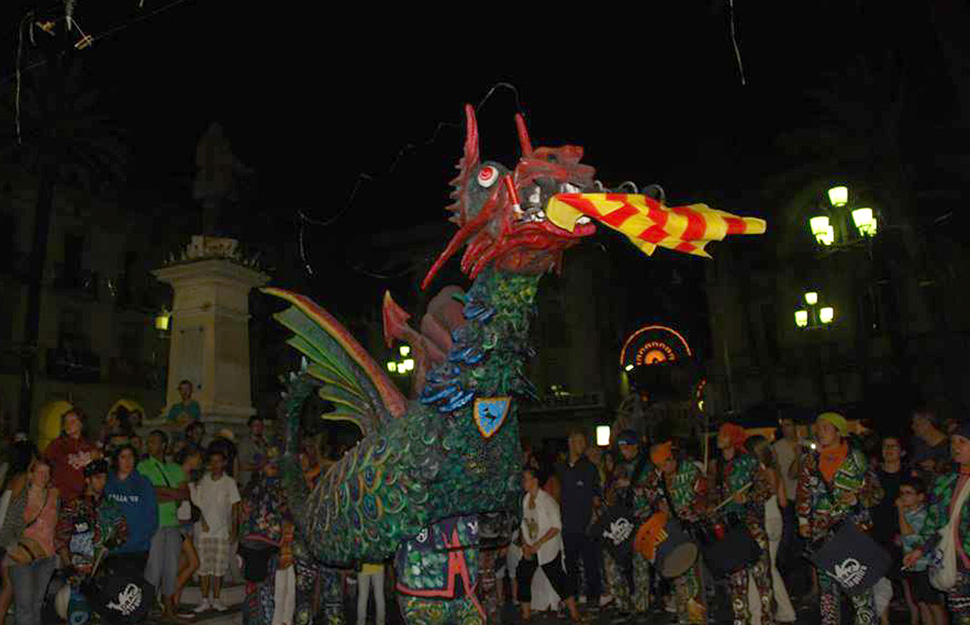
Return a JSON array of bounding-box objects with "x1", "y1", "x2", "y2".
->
[{"x1": 264, "y1": 105, "x2": 765, "y2": 625}]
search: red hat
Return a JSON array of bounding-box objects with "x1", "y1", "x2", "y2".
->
[{"x1": 718, "y1": 422, "x2": 747, "y2": 450}]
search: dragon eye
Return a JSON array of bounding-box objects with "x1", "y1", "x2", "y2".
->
[{"x1": 477, "y1": 166, "x2": 499, "y2": 188}]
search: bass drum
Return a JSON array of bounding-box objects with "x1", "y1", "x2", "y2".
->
[{"x1": 634, "y1": 512, "x2": 699, "y2": 579}]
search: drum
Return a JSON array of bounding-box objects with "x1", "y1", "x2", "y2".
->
[
  {"x1": 698, "y1": 517, "x2": 762, "y2": 579},
  {"x1": 809, "y1": 522, "x2": 890, "y2": 595},
  {"x1": 634, "y1": 512, "x2": 699, "y2": 579}
]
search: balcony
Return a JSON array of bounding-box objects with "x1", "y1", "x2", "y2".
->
[
  {"x1": 521, "y1": 391, "x2": 606, "y2": 416},
  {"x1": 46, "y1": 347, "x2": 101, "y2": 383},
  {"x1": 109, "y1": 357, "x2": 165, "y2": 390},
  {"x1": 53, "y1": 264, "x2": 99, "y2": 301}
]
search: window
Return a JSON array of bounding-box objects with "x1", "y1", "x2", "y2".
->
[
  {"x1": 58, "y1": 308, "x2": 85, "y2": 351},
  {"x1": 0, "y1": 214, "x2": 14, "y2": 270}
]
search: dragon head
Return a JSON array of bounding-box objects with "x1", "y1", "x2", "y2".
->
[
  {"x1": 421, "y1": 105, "x2": 599, "y2": 289},
  {"x1": 421, "y1": 105, "x2": 767, "y2": 290}
]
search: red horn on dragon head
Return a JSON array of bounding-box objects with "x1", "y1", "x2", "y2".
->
[{"x1": 515, "y1": 112, "x2": 533, "y2": 157}]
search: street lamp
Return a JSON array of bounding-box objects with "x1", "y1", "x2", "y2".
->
[
  {"x1": 624, "y1": 363, "x2": 634, "y2": 372},
  {"x1": 827, "y1": 185, "x2": 849, "y2": 208},
  {"x1": 795, "y1": 291, "x2": 834, "y2": 329},
  {"x1": 851, "y1": 207, "x2": 877, "y2": 237},
  {"x1": 596, "y1": 425, "x2": 611, "y2": 447},
  {"x1": 808, "y1": 185, "x2": 878, "y2": 248},
  {"x1": 154, "y1": 310, "x2": 171, "y2": 332}
]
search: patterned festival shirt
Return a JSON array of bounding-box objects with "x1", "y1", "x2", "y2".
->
[
  {"x1": 711, "y1": 452, "x2": 771, "y2": 528},
  {"x1": 796, "y1": 444, "x2": 882, "y2": 543},
  {"x1": 916, "y1": 472, "x2": 970, "y2": 563},
  {"x1": 639, "y1": 459, "x2": 707, "y2": 524},
  {"x1": 55, "y1": 492, "x2": 128, "y2": 578}
]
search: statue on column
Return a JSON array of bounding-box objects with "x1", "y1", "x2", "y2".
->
[{"x1": 193, "y1": 122, "x2": 252, "y2": 237}]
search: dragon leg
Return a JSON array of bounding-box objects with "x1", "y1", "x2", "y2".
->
[{"x1": 394, "y1": 516, "x2": 485, "y2": 625}]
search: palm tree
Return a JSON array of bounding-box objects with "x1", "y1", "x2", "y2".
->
[{"x1": 1, "y1": 40, "x2": 127, "y2": 431}]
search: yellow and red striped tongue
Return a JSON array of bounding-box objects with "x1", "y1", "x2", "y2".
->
[{"x1": 546, "y1": 193, "x2": 766, "y2": 257}]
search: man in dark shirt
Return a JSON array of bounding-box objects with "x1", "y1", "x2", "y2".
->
[
  {"x1": 910, "y1": 408, "x2": 951, "y2": 476},
  {"x1": 556, "y1": 430, "x2": 603, "y2": 609}
]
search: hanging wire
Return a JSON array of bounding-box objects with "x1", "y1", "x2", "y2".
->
[{"x1": 728, "y1": 0, "x2": 747, "y2": 85}]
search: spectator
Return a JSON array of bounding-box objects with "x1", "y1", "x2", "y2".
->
[
  {"x1": 193, "y1": 448, "x2": 241, "y2": 613},
  {"x1": 166, "y1": 380, "x2": 202, "y2": 427},
  {"x1": 910, "y1": 408, "x2": 951, "y2": 477},
  {"x1": 174, "y1": 448, "x2": 203, "y2": 613},
  {"x1": 0, "y1": 441, "x2": 39, "y2": 625},
  {"x1": 210, "y1": 429, "x2": 239, "y2": 478},
  {"x1": 300, "y1": 438, "x2": 322, "y2": 491},
  {"x1": 45, "y1": 407, "x2": 99, "y2": 502},
  {"x1": 104, "y1": 444, "x2": 158, "y2": 578},
  {"x1": 185, "y1": 422, "x2": 207, "y2": 456},
  {"x1": 871, "y1": 435, "x2": 917, "y2": 625},
  {"x1": 237, "y1": 416, "x2": 268, "y2": 490},
  {"x1": 896, "y1": 476, "x2": 946, "y2": 625},
  {"x1": 139, "y1": 431, "x2": 189, "y2": 620},
  {"x1": 747, "y1": 435, "x2": 796, "y2": 623},
  {"x1": 906, "y1": 421, "x2": 970, "y2": 622},
  {"x1": 516, "y1": 466, "x2": 582, "y2": 623},
  {"x1": 6, "y1": 457, "x2": 59, "y2": 625},
  {"x1": 555, "y1": 430, "x2": 602, "y2": 610}
]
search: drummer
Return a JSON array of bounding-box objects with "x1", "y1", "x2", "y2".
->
[
  {"x1": 609, "y1": 430, "x2": 652, "y2": 617},
  {"x1": 640, "y1": 440, "x2": 708, "y2": 625},
  {"x1": 796, "y1": 412, "x2": 883, "y2": 625},
  {"x1": 711, "y1": 422, "x2": 775, "y2": 625}
]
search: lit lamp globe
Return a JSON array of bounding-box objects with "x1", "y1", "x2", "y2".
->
[
  {"x1": 154, "y1": 312, "x2": 170, "y2": 332},
  {"x1": 804, "y1": 291, "x2": 818, "y2": 306},
  {"x1": 852, "y1": 207, "x2": 877, "y2": 237},
  {"x1": 819, "y1": 307, "x2": 835, "y2": 324},
  {"x1": 795, "y1": 310, "x2": 809, "y2": 328},
  {"x1": 596, "y1": 425, "x2": 611, "y2": 447},
  {"x1": 828, "y1": 185, "x2": 849, "y2": 208}
]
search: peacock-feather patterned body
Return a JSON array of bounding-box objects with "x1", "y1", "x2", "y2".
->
[{"x1": 267, "y1": 268, "x2": 537, "y2": 565}]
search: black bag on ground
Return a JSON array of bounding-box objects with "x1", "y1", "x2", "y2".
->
[{"x1": 808, "y1": 522, "x2": 890, "y2": 595}]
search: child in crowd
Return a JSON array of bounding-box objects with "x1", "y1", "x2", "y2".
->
[
  {"x1": 898, "y1": 476, "x2": 947, "y2": 625},
  {"x1": 193, "y1": 448, "x2": 241, "y2": 613}
]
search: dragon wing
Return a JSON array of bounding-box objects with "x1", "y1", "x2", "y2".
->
[
  {"x1": 263, "y1": 287, "x2": 407, "y2": 435},
  {"x1": 382, "y1": 286, "x2": 466, "y2": 397}
]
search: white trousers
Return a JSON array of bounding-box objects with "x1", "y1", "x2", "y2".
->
[
  {"x1": 273, "y1": 566, "x2": 296, "y2": 625},
  {"x1": 357, "y1": 569, "x2": 385, "y2": 625},
  {"x1": 749, "y1": 497, "x2": 796, "y2": 623}
]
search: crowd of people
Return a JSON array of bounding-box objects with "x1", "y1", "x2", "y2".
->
[
  {"x1": 5, "y1": 386, "x2": 970, "y2": 625},
  {"x1": 497, "y1": 409, "x2": 970, "y2": 625}
]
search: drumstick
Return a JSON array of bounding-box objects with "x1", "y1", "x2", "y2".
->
[{"x1": 712, "y1": 482, "x2": 753, "y2": 513}]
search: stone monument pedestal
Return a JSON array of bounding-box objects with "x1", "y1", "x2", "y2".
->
[{"x1": 153, "y1": 237, "x2": 269, "y2": 431}]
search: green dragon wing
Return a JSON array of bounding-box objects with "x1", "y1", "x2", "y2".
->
[{"x1": 263, "y1": 287, "x2": 407, "y2": 435}]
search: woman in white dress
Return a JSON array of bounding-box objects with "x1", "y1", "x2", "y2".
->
[
  {"x1": 747, "y1": 436, "x2": 797, "y2": 624},
  {"x1": 517, "y1": 467, "x2": 582, "y2": 622}
]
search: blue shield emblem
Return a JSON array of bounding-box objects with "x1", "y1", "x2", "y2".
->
[{"x1": 473, "y1": 397, "x2": 511, "y2": 439}]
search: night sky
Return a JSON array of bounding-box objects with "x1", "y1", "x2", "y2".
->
[{"x1": 1, "y1": 1, "x2": 964, "y2": 346}]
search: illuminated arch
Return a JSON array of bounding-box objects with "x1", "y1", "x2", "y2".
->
[
  {"x1": 37, "y1": 400, "x2": 74, "y2": 453},
  {"x1": 620, "y1": 325, "x2": 693, "y2": 369}
]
